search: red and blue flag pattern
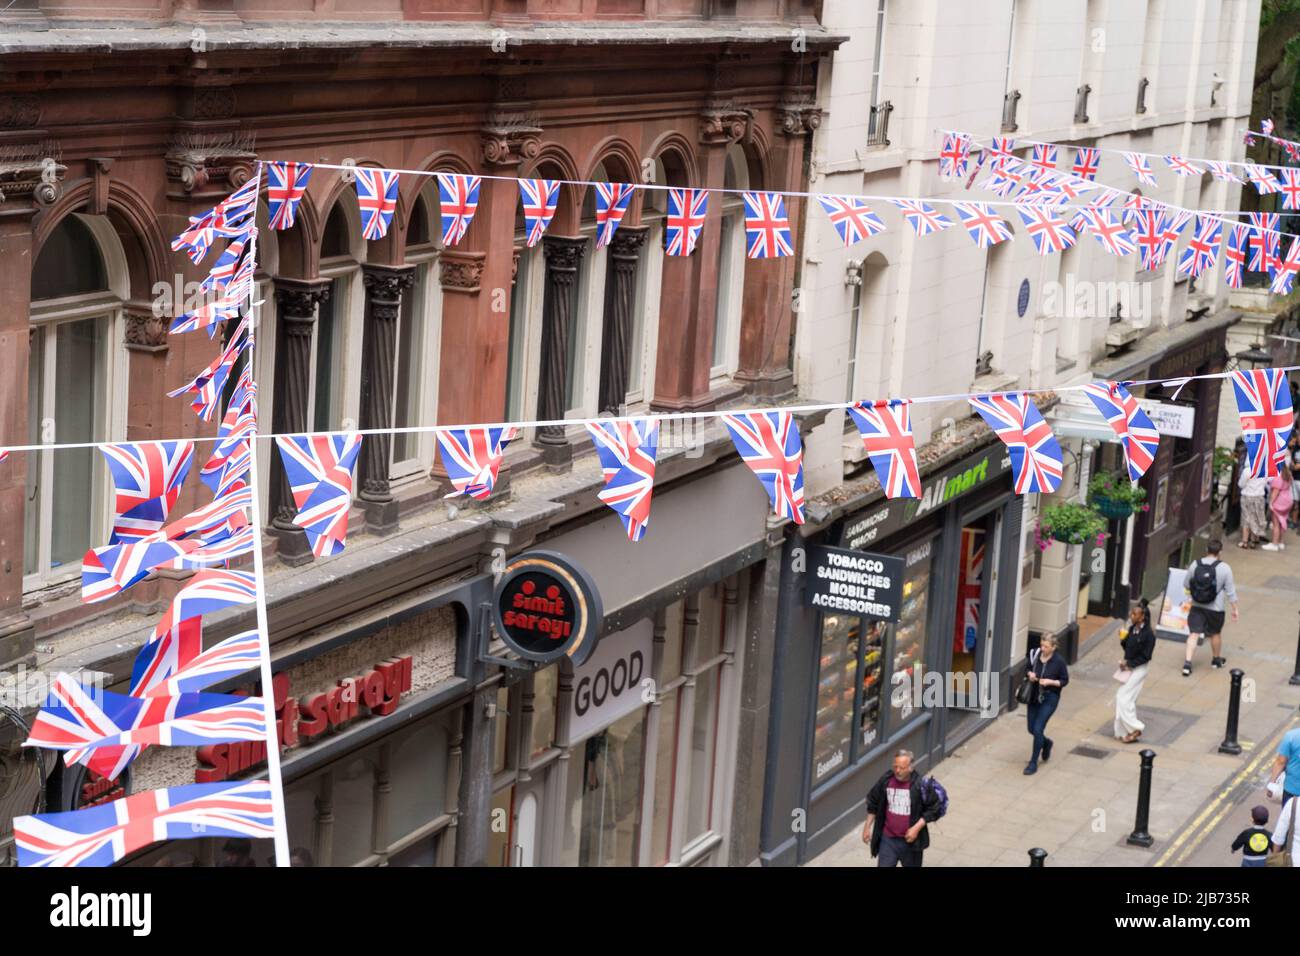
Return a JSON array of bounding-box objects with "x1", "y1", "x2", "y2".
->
[
  {"x1": 266, "y1": 161, "x2": 312, "y2": 231},
  {"x1": 437, "y1": 426, "x2": 516, "y2": 500},
  {"x1": 722, "y1": 411, "x2": 806, "y2": 524},
  {"x1": 968, "y1": 394, "x2": 1063, "y2": 494},
  {"x1": 274, "y1": 434, "x2": 363, "y2": 558},
  {"x1": 518, "y1": 178, "x2": 560, "y2": 248},
  {"x1": 847, "y1": 400, "x2": 921, "y2": 499},
  {"x1": 741, "y1": 191, "x2": 793, "y2": 258},
  {"x1": 665, "y1": 188, "x2": 708, "y2": 256},
  {"x1": 594, "y1": 182, "x2": 636, "y2": 248},
  {"x1": 436, "y1": 172, "x2": 481, "y2": 246},
  {"x1": 355, "y1": 167, "x2": 400, "y2": 241},
  {"x1": 585, "y1": 419, "x2": 659, "y2": 541},
  {"x1": 816, "y1": 194, "x2": 885, "y2": 246},
  {"x1": 1082, "y1": 382, "x2": 1161, "y2": 481},
  {"x1": 1232, "y1": 369, "x2": 1294, "y2": 478},
  {"x1": 101, "y1": 441, "x2": 195, "y2": 543}
]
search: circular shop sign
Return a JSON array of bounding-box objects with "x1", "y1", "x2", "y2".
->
[{"x1": 492, "y1": 550, "x2": 603, "y2": 666}]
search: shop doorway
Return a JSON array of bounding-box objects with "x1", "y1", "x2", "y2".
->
[{"x1": 944, "y1": 509, "x2": 1002, "y2": 749}]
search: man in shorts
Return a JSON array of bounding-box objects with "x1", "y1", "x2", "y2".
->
[{"x1": 1182, "y1": 539, "x2": 1238, "y2": 676}]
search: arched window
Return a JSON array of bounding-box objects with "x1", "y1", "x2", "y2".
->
[
  {"x1": 315, "y1": 194, "x2": 364, "y2": 433},
  {"x1": 713, "y1": 144, "x2": 749, "y2": 377},
  {"x1": 392, "y1": 186, "x2": 442, "y2": 477},
  {"x1": 26, "y1": 214, "x2": 123, "y2": 584}
]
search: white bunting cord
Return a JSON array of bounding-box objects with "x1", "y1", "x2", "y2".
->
[{"x1": 239, "y1": 199, "x2": 293, "y2": 870}]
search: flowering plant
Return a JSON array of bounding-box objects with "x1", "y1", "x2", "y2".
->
[
  {"x1": 1087, "y1": 471, "x2": 1150, "y2": 512},
  {"x1": 1035, "y1": 502, "x2": 1108, "y2": 551}
]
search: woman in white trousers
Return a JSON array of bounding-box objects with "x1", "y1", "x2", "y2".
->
[{"x1": 1115, "y1": 599, "x2": 1156, "y2": 743}]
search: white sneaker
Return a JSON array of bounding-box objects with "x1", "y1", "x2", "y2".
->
[{"x1": 1261, "y1": 542, "x2": 1281, "y2": 551}]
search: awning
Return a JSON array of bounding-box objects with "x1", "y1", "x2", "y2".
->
[{"x1": 1046, "y1": 391, "x2": 1119, "y2": 444}]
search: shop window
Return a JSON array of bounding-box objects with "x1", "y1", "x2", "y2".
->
[
  {"x1": 389, "y1": 718, "x2": 450, "y2": 843},
  {"x1": 565, "y1": 707, "x2": 646, "y2": 867},
  {"x1": 685, "y1": 667, "x2": 721, "y2": 842},
  {"x1": 659, "y1": 599, "x2": 685, "y2": 683},
  {"x1": 492, "y1": 685, "x2": 511, "y2": 775},
  {"x1": 812, "y1": 613, "x2": 862, "y2": 786},
  {"x1": 331, "y1": 756, "x2": 378, "y2": 865},
  {"x1": 487, "y1": 785, "x2": 515, "y2": 867},
  {"x1": 650, "y1": 686, "x2": 680, "y2": 865},
  {"x1": 529, "y1": 665, "x2": 559, "y2": 760},
  {"x1": 887, "y1": 541, "x2": 934, "y2": 726}
]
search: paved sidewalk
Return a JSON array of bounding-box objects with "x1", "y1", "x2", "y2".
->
[{"x1": 809, "y1": 541, "x2": 1300, "y2": 868}]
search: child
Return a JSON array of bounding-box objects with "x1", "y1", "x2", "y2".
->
[{"x1": 1230, "y1": 805, "x2": 1272, "y2": 867}]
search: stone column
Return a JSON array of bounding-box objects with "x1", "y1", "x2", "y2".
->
[
  {"x1": 598, "y1": 226, "x2": 648, "y2": 415},
  {"x1": 269, "y1": 277, "x2": 330, "y2": 566},
  {"x1": 430, "y1": 250, "x2": 487, "y2": 486},
  {"x1": 357, "y1": 263, "x2": 415, "y2": 534},
  {"x1": 536, "y1": 235, "x2": 586, "y2": 467}
]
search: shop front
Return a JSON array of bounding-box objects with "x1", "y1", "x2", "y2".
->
[{"x1": 761, "y1": 438, "x2": 1025, "y2": 865}]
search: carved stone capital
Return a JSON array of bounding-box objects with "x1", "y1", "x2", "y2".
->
[
  {"x1": 361, "y1": 263, "x2": 416, "y2": 310},
  {"x1": 274, "y1": 277, "x2": 331, "y2": 321},
  {"x1": 165, "y1": 129, "x2": 257, "y2": 197},
  {"x1": 440, "y1": 250, "x2": 487, "y2": 293},
  {"x1": 542, "y1": 235, "x2": 587, "y2": 282},
  {"x1": 776, "y1": 99, "x2": 823, "y2": 137},
  {"x1": 699, "y1": 102, "x2": 752, "y2": 147},
  {"x1": 0, "y1": 144, "x2": 66, "y2": 209},
  {"x1": 480, "y1": 111, "x2": 543, "y2": 167},
  {"x1": 124, "y1": 304, "x2": 169, "y2": 353},
  {"x1": 608, "y1": 225, "x2": 649, "y2": 262}
]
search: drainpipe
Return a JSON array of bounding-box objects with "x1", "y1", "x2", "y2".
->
[{"x1": 1070, "y1": 441, "x2": 1097, "y2": 626}]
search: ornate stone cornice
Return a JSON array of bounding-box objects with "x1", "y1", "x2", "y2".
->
[
  {"x1": 480, "y1": 110, "x2": 542, "y2": 167},
  {"x1": 124, "y1": 302, "x2": 169, "y2": 354},
  {"x1": 0, "y1": 95, "x2": 40, "y2": 130},
  {"x1": 542, "y1": 235, "x2": 587, "y2": 278},
  {"x1": 440, "y1": 250, "x2": 487, "y2": 293},
  {"x1": 776, "y1": 98, "x2": 823, "y2": 137},
  {"x1": 274, "y1": 277, "x2": 331, "y2": 321},
  {"x1": 165, "y1": 130, "x2": 256, "y2": 197},
  {"x1": 0, "y1": 143, "x2": 65, "y2": 208},
  {"x1": 699, "y1": 101, "x2": 752, "y2": 147},
  {"x1": 608, "y1": 225, "x2": 649, "y2": 261}
]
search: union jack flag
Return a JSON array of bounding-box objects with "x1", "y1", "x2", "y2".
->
[
  {"x1": 437, "y1": 426, "x2": 516, "y2": 500},
  {"x1": 1153, "y1": 210, "x2": 1192, "y2": 269},
  {"x1": 150, "y1": 569, "x2": 258, "y2": 647},
  {"x1": 14, "y1": 779, "x2": 276, "y2": 868},
  {"x1": 1244, "y1": 164, "x2": 1283, "y2": 195},
  {"x1": 1206, "y1": 161, "x2": 1243, "y2": 184},
  {"x1": 816, "y1": 194, "x2": 886, "y2": 246},
  {"x1": 82, "y1": 525, "x2": 253, "y2": 605},
  {"x1": 847, "y1": 400, "x2": 921, "y2": 499},
  {"x1": 665, "y1": 188, "x2": 708, "y2": 256},
  {"x1": 1270, "y1": 236, "x2": 1300, "y2": 294},
  {"x1": 1279, "y1": 167, "x2": 1300, "y2": 210},
  {"x1": 981, "y1": 161, "x2": 1026, "y2": 198},
  {"x1": 594, "y1": 182, "x2": 637, "y2": 248},
  {"x1": 170, "y1": 179, "x2": 258, "y2": 264},
  {"x1": 889, "y1": 199, "x2": 952, "y2": 237},
  {"x1": 1263, "y1": 118, "x2": 1276, "y2": 136},
  {"x1": 436, "y1": 172, "x2": 481, "y2": 246},
  {"x1": 1123, "y1": 152, "x2": 1158, "y2": 187},
  {"x1": 1016, "y1": 205, "x2": 1076, "y2": 254},
  {"x1": 201, "y1": 368, "x2": 257, "y2": 496},
  {"x1": 170, "y1": 248, "x2": 254, "y2": 336},
  {"x1": 166, "y1": 318, "x2": 250, "y2": 422},
  {"x1": 968, "y1": 394, "x2": 1063, "y2": 494},
  {"x1": 741, "y1": 191, "x2": 793, "y2": 258},
  {"x1": 1072, "y1": 147, "x2": 1101, "y2": 181},
  {"x1": 130, "y1": 618, "x2": 204, "y2": 700},
  {"x1": 275, "y1": 434, "x2": 363, "y2": 558},
  {"x1": 518, "y1": 178, "x2": 560, "y2": 248},
  {"x1": 266, "y1": 161, "x2": 313, "y2": 231},
  {"x1": 939, "y1": 132, "x2": 972, "y2": 179},
  {"x1": 1248, "y1": 212, "x2": 1280, "y2": 273},
  {"x1": 355, "y1": 168, "x2": 400, "y2": 241},
  {"x1": 951, "y1": 202, "x2": 1012, "y2": 248},
  {"x1": 1164, "y1": 155, "x2": 1203, "y2": 177},
  {"x1": 988, "y1": 136, "x2": 1016, "y2": 171},
  {"x1": 0, "y1": 450, "x2": 8, "y2": 465},
  {"x1": 1232, "y1": 368, "x2": 1294, "y2": 478},
  {"x1": 102, "y1": 442, "x2": 195, "y2": 543},
  {"x1": 140, "y1": 485, "x2": 253, "y2": 547},
  {"x1": 585, "y1": 419, "x2": 659, "y2": 542},
  {"x1": 1082, "y1": 382, "x2": 1161, "y2": 481},
  {"x1": 1176, "y1": 215, "x2": 1222, "y2": 279},
  {"x1": 722, "y1": 412, "x2": 806, "y2": 524},
  {"x1": 1072, "y1": 206, "x2": 1136, "y2": 257},
  {"x1": 1029, "y1": 144, "x2": 1057, "y2": 175},
  {"x1": 1224, "y1": 222, "x2": 1249, "y2": 288},
  {"x1": 1133, "y1": 210, "x2": 1166, "y2": 270},
  {"x1": 141, "y1": 630, "x2": 262, "y2": 698},
  {"x1": 198, "y1": 235, "x2": 250, "y2": 297}
]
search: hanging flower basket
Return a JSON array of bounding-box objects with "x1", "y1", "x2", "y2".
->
[
  {"x1": 1087, "y1": 470, "x2": 1149, "y2": 521},
  {"x1": 1036, "y1": 502, "x2": 1108, "y2": 551},
  {"x1": 1091, "y1": 495, "x2": 1135, "y2": 520}
]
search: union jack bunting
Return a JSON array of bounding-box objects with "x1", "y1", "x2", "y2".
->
[
  {"x1": 25, "y1": 676, "x2": 265, "y2": 756},
  {"x1": 1263, "y1": 118, "x2": 1276, "y2": 135},
  {"x1": 987, "y1": 136, "x2": 1016, "y2": 171},
  {"x1": 102, "y1": 442, "x2": 195, "y2": 543},
  {"x1": 82, "y1": 525, "x2": 253, "y2": 605},
  {"x1": 1164, "y1": 155, "x2": 1203, "y2": 177},
  {"x1": 981, "y1": 159, "x2": 1027, "y2": 197},
  {"x1": 1176, "y1": 215, "x2": 1222, "y2": 279},
  {"x1": 1016, "y1": 205, "x2": 1076, "y2": 255},
  {"x1": 968, "y1": 394, "x2": 1064, "y2": 494},
  {"x1": 741, "y1": 191, "x2": 793, "y2": 258},
  {"x1": 721, "y1": 411, "x2": 806, "y2": 525},
  {"x1": 1029, "y1": 144, "x2": 1057, "y2": 175},
  {"x1": 1133, "y1": 210, "x2": 1166, "y2": 271},
  {"x1": 166, "y1": 318, "x2": 250, "y2": 422},
  {"x1": 1224, "y1": 222, "x2": 1249, "y2": 289},
  {"x1": 584, "y1": 419, "x2": 660, "y2": 542},
  {"x1": 436, "y1": 172, "x2": 481, "y2": 246},
  {"x1": 1072, "y1": 206, "x2": 1136, "y2": 257},
  {"x1": 952, "y1": 202, "x2": 1012, "y2": 248},
  {"x1": 354, "y1": 167, "x2": 400, "y2": 241},
  {"x1": 171, "y1": 210, "x2": 222, "y2": 264},
  {"x1": 1270, "y1": 236, "x2": 1300, "y2": 295},
  {"x1": 847, "y1": 400, "x2": 921, "y2": 499},
  {"x1": 1248, "y1": 212, "x2": 1280, "y2": 273},
  {"x1": 201, "y1": 368, "x2": 257, "y2": 495},
  {"x1": 594, "y1": 182, "x2": 637, "y2": 249},
  {"x1": 14, "y1": 779, "x2": 276, "y2": 868},
  {"x1": 266, "y1": 161, "x2": 313, "y2": 231},
  {"x1": 1206, "y1": 160, "x2": 1243, "y2": 184},
  {"x1": 150, "y1": 569, "x2": 258, "y2": 647},
  {"x1": 436, "y1": 426, "x2": 516, "y2": 500},
  {"x1": 518, "y1": 178, "x2": 560, "y2": 247},
  {"x1": 130, "y1": 618, "x2": 204, "y2": 700},
  {"x1": 1279, "y1": 167, "x2": 1300, "y2": 210},
  {"x1": 816, "y1": 194, "x2": 886, "y2": 246},
  {"x1": 0, "y1": 450, "x2": 8, "y2": 465},
  {"x1": 139, "y1": 485, "x2": 253, "y2": 547},
  {"x1": 141, "y1": 630, "x2": 262, "y2": 699},
  {"x1": 170, "y1": 249, "x2": 254, "y2": 336},
  {"x1": 1082, "y1": 382, "x2": 1161, "y2": 481},
  {"x1": 665, "y1": 188, "x2": 708, "y2": 256},
  {"x1": 170, "y1": 179, "x2": 258, "y2": 264},
  {"x1": 274, "y1": 434, "x2": 364, "y2": 557},
  {"x1": 1153, "y1": 210, "x2": 1192, "y2": 269},
  {"x1": 197, "y1": 234, "x2": 249, "y2": 297},
  {"x1": 1072, "y1": 147, "x2": 1101, "y2": 181},
  {"x1": 1122, "y1": 152, "x2": 1158, "y2": 187},
  {"x1": 1244, "y1": 164, "x2": 1283, "y2": 195},
  {"x1": 1231, "y1": 368, "x2": 1294, "y2": 478},
  {"x1": 889, "y1": 199, "x2": 952, "y2": 237},
  {"x1": 939, "y1": 132, "x2": 972, "y2": 179}
]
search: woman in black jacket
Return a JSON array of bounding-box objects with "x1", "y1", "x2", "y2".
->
[
  {"x1": 1114, "y1": 598, "x2": 1156, "y2": 744},
  {"x1": 1024, "y1": 634, "x2": 1069, "y2": 775}
]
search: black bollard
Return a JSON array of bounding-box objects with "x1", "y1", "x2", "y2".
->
[
  {"x1": 1218, "y1": 668, "x2": 1245, "y2": 755},
  {"x1": 1291, "y1": 612, "x2": 1300, "y2": 686},
  {"x1": 1126, "y1": 749, "x2": 1156, "y2": 848},
  {"x1": 1028, "y1": 847, "x2": 1048, "y2": 867}
]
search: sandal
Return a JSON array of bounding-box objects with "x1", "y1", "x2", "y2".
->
[
  {"x1": 1122, "y1": 731, "x2": 1142, "y2": 744},
  {"x1": 1238, "y1": 542, "x2": 1250, "y2": 549}
]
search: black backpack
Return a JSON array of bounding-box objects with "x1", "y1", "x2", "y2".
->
[{"x1": 1189, "y1": 559, "x2": 1220, "y2": 605}]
